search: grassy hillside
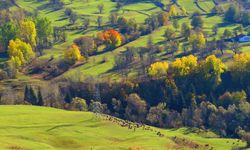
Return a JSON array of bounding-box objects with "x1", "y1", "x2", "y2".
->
[
  {"x1": 0, "y1": 105, "x2": 247, "y2": 150},
  {"x1": 0, "y1": 0, "x2": 247, "y2": 82}
]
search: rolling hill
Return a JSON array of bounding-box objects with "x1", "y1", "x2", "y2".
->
[
  {"x1": 2, "y1": 0, "x2": 248, "y2": 81},
  {"x1": 0, "y1": 105, "x2": 247, "y2": 149}
]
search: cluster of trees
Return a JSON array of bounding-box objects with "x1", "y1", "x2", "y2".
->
[
  {"x1": 24, "y1": 85, "x2": 43, "y2": 106},
  {"x1": 0, "y1": 17, "x2": 53, "y2": 76},
  {"x1": 53, "y1": 53, "x2": 250, "y2": 146},
  {"x1": 2, "y1": 19, "x2": 38, "y2": 71},
  {"x1": 0, "y1": 0, "x2": 15, "y2": 9},
  {"x1": 97, "y1": 29, "x2": 123, "y2": 50},
  {"x1": 49, "y1": 0, "x2": 64, "y2": 10},
  {"x1": 224, "y1": 5, "x2": 250, "y2": 26},
  {"x1": 0, "y1": 7, "x2": 55, "y2": 77}
]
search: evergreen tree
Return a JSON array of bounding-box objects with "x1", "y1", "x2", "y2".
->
[
  {"x1": 37, "y1": 87, "x2": 44, "y2": 106},
  {"x1": 24, "y1": 85, "x2": 30, "y2": 102},
  {"x1": 64, "y1": 92, "x2": 72, "y2": 103},
  {"x1": 29, "y1": 86, "x2": 37, "y2": 105}
]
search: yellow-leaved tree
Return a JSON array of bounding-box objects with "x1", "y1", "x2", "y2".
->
[
  {"x1": 8, "y1": 38, "x2": 35, "y2": 68},
  {"x1": 188, "y1": 31, "x2": 206, "y2": 51},
  {"x1": 171, "y1": 55, "x2": 198, "y2": 77},
  {"x1": 169, "y1": 5, "x2": 177, "y2": 17},
  {"x1": 64, "y1": 44, "x2": 84, "y2": 63},
  {"x1": 230, "y1": 54, "x2": 250, "y2": 84},
  {"x1": 148, "y1": 62, "x2": 169, "y2": 76},
  {"x1": 20, "y1": 20, "x2": 37, "y2": 47},
  {"x1": 198, "y1": 55, "x2": 225, "y2": 86}
]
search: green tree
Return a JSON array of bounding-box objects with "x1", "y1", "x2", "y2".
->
[
  {"x1": 37, "y1": 87, "x2": 44, "y2": 106},
  {"x1": 212, "y1": 25, "x2": 218, "y2": 35},
  {"x1": 164, "y1": 27, "x2": 176, "y2": 41},
  {"x1": 173, "y1": 19, "x2": 179, "y2": 31},
  {"x1": 181, "y1": 22, "x2": 191, "y2": 39},
  {"x1": 191, "y1": 15, "x2": 204, "y2": 29},
  {"x1": 0, "y1": 22, "x2": 18, "y2": 51},
  {"x1": 242, "y1": 12, "x2": 250, "y2": 25},
  {"x1": 224, "y1": 5, "x2": 240, "y2": 23},
  {"x1": 223, "y1": 29, "x2": 233, "y2": 39},
  {"x1": 35, "y1": 17, "x2": 53, "y2": 51},
  {"x1": 69, "y1": 12, "x2": 78, "y2": 24}
]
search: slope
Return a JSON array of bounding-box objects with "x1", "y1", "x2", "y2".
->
[{"x1": 0, "y1": 105, "x2": 247, "y2": 150}]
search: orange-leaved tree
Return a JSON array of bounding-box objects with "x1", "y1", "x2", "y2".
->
[{"x1": 97, "y1": 29, "x2": 122, "y2": 49}]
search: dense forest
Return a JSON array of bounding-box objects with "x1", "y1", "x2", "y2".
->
[{"x1": 0, "y1": 0, "x2": 250, "y2": 148}]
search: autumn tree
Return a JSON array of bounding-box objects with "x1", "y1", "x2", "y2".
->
[
  {"x1": 157, "y1": 12, "x2": 169, "y2": 26},
  {"x1": 148, "y1": 61, "x2": 169, "y2": 77},
  {"x1": 73, "y1": 36, "x2": 96, "y2": 56},
  {"x1": 20, "y1": 20, "x2": 37, "y2": 47},
  {"x1": 8, "y1": 38, "x2": 35, "y2": 68},
  {"x1": 171, "y1": 55, "x2": 198, "y2": 77},
  {"x1": 197, "y1": 55, "x2": 225, "y2": 88},
  {"x1": 169, "y1": 5, "x2": 177, "y2": 17},
  {"x1": 230, "y1": 54, "x2": 250, "y2": 87},
  {"x1": 64, "y1": 44, "x2": 83, "y2": 63},
  {"x1": 188, "y1": 31, "x2": 206, "y2": 51},
  {"x1": 97, "y1": 29, "x2": 122, "y2": 49}
]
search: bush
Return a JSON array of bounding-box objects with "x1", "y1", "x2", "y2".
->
[{"x1": 68, "y1": 97, "x2": 88, "y2": 111}]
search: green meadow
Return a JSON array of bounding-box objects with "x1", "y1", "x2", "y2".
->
[
  {"x1": 0, "y1": 105, "x2": 247, "y2": 150},
  {"x1": 2, "y1": 0, "x2": 245, "y2": 81}
]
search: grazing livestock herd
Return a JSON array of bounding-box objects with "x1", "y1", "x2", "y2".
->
[
  {"x1": 95, "y1": 113, "x2": 165, "y2": 136},
  {"x1": 94, "y1": 113, "x2": 243, "y2": 149}
]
